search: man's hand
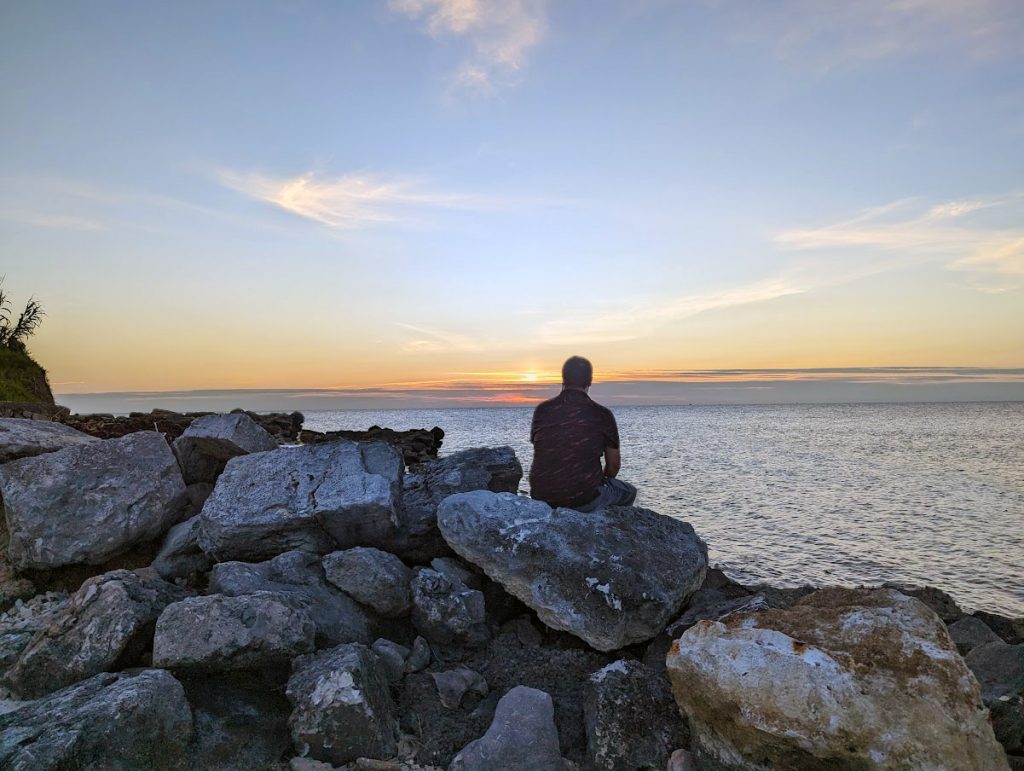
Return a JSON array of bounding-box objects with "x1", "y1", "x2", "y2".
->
[{"x1": 603, "y1": 446, "x2": 621, "y2": 479}]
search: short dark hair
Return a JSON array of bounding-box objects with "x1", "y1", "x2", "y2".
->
[{"x1": 562, "y1": 356, "x2": 593, "y2": 389}]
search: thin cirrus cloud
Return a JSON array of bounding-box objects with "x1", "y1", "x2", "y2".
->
[{"x1": 390, "y1": 0, "x2": 546, "y2": 92}]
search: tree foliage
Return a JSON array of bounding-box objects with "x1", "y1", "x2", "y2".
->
[{"x1": 0, "y1": 277, "x2": 45, "y2": 353}]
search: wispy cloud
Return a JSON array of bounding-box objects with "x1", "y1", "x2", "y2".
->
[
  {"x1": 220, "y1": 171, "x2": 487, "y2": 229},
  {"x1": 0, "y1": 211, "x2": 102, "y2": 231},
  {"x1": 390, "y1": 0, "x2": 546, "y2": 93},
  {"x1": 396, "y1": 322, "x2": 486, "y2": 353}
]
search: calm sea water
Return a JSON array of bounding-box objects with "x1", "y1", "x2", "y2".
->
[{"x1": 304, "y1": 403, "x2": 1024, "y2": 616}]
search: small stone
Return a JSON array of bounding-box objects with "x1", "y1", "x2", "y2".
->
[
  {"x1": 405, "y1": 636, "x2": 431, "y2": 673},
  {"x1": 372, "y1": 639, "x2": 410, "y2": 684},
  {"x1": 431, "y1": 666, "x2": 488, "y2": 709}
]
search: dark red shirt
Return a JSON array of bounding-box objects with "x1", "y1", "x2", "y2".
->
[{"x1": 529, "y1": 388, "x2": 620, "y2": 508}]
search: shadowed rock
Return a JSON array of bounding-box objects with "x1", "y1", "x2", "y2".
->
[
  {"x1": 966, "y1": 640, "x2": 1024, "y2": 756},
  {"x1": 0, "y1": 431, "x2": 187, "y2": 570},
  {"x1": 438, "y1": 491, "x2": 708, "y2": 651},
  {"x1": 949, "y1": 615, "x2": 1003, "y2": 656},
  {"x1": 322, "y1": 547, "x2": 413, "y2": 618},
  {"x1": 152, "y1": 514, "x2": 213, "y2": 582},
  {"x1": 411, "y1": 567, "x2": 489, "y2": 649},
  {"x1": 173, "y1": 413, "x2": 278, "y2": 485},
  {"x1": 0, "y1": 418, "x2": 96, "y2": 463}
]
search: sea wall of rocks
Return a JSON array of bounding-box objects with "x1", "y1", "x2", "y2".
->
[{"x1": 0, "y1": 412, "x2": 1020, "y2": 771}]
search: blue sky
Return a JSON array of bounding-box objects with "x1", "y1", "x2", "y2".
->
[{"x1": 2, "y1": 0, "x2": 1022, "y2": 407}]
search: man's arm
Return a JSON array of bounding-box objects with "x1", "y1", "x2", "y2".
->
[{"x1": 603, "y1": 446, "x2": 621, "y2": 478}]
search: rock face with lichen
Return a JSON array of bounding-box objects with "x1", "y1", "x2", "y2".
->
[{"x1": 666, "y1": 587, "x2": 1010, "y2": 770}]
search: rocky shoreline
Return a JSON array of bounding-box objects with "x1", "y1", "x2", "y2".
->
[{"x1": 0, "y1": 411, "x2": 1020, "y2": 770}]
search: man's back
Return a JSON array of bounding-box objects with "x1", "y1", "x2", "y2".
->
[{"x1": 529, "y1": 388, "x2": 619, "y2": 509}]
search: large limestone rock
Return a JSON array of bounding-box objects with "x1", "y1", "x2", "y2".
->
[
  {"x1": 0, "y1": 669, "x2": 193, "y2": 770},
  {"x1": 0, "y1": 431, "x2": 188, "y2": 570},
  {"x1": 666, "y1": 587, "x2": 1009, "y2": 770},
  {"x1": 209, "y1": 550, "x2": 372, "y2": 647},
  {"x1": 173, "y1": 412, "x2": 277, "y2": 484},
  {"x1": 450, "y1": 685, "x2": 564, "y2": 771},
  {"x1": 0, "y1": 417, "x2": 96, "y2": 463},
  {"x1": 2, "y1": 569, "x2": 185, "y2": 698},
  {"x1": 286, "y1": 643, "x2": 399, "y2": 765},
  {"x1": 153, "y1": 592, "x2": 315, "y2": 671},
  {"x1": 197, "y1": 440, "x2": 403, "y2": 562},
  {"x1": 322, "y1": 546, "x2": 413, "y2": 618},
  {"x1": 437, "y1": 491, "x2": 708, "y2": 651}
]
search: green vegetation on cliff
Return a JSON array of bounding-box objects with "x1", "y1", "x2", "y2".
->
[{"x1": 0, "y1": 278, "x2": 53, "y2": 404}]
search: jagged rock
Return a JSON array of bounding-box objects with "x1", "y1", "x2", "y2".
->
[
  {"x1": 966, "y1": 640, "x2": 1024, "y2": 755},
  {"x1": 666, "y1": 587, "x2": 1009, "y2": 770},
  {"x1": 949, "y1": 615, "x2": 1003, "y2": 656},
  {"x1": 323, "y1": 547, "x2": 413, "y2": 618},
  {"x1": 431, "y1": 666, "x2": 488, "y2": 709},
  {"x1": 437, "y1": 491, "x2": 708, "y2": 651},
  {"x1": 410, "y1": 568, "x2": 489, "y2": 649},
  {"x1": 197, "y1": 441, "x2": 403, "y2": 562},
  {"x1": 173, "y1": 413, "x2": 278, "y2": 484},
  {"x1": 2, "y1": 569, "x2": 185, "y2": 698},
  {"x1": 583, "y1": 659, "x2": 687, "y2": 771},
  {"x1": 287, "y1": 643, "x2": 399, "y2": 765},
  {"x1": 974, "y1": 611, "x2": 1024, "y2": 645},
  {"x1": 209, "y1": 550, "x2": 372, "y2": 647},
  {"x1": 430, "y1": 556, "x2": 483, "y2": 590},
  {"x1": 300, "y1": 425, "x2": 444, "y2": 466},
  {"x1": 0, "y1": 591, "x2": 68, "y2": 672},
  {"x1": 152, "y1": 515, "x2": 214, "y2": 582},
  {"x1": 666, "y1": 593, "x2": 769, "y2": 638},
  {"x1": 0, "y1": 431, "x2": 188, "y2": 570},
  {"x1": 180, "y1": 673, "x2": 292, "y2": 771},
  {"x1": 372, "y1": 638, "x2": 410, "y2": 683},
  {"x1": 883, "y1": 582, "x2": 964, "y2": 623},
  {"x1": 0, "y1": 418, "x2": 96, "y2": 463},
  {"x1": 153, "y1": 592, "x2": 315, "y2": 671},
  {"x1": 450, "y1": 686, "x2": 563, "y2": 771},
  {"x1": 0, "y1": 669, "x2": 192, "y2": 770}
]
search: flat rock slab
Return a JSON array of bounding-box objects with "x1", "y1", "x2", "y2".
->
[
  {"x1": 666, "y1": 587, "x2": 1009, "y2": 770},
  {"x1": 437, "y1": 491, "x2": 708, "y2": 651},
  {"x1": 0, "y1": 669, "x2": 193, "y2": 770},
  {"x1": 0, "y1": 418, "x2": 96, "y2": 463},
  {"x1": 0, "y1": 431, "x2": 187, "y2": 570},
  {"x1": 197, "y1": 440, "x2": 403, "y2": 562},
  {"x1": 153, "y1": 592, "x2": 315, "y2": 671}
]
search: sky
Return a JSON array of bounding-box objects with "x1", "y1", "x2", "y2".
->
[{"x1": 2, "y1": 0, "x2": 1023, "y2": 410}]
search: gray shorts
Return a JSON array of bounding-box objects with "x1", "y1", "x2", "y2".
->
[{"x1": 574, "y1": 477, "x2": 637, "y2": 513}]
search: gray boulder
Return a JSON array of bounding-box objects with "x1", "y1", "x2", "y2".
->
[
  {"x1": 173, "y1": 413, "x2": 277, "y2": 484},
  {"x1": 0, "y1": 669, "x2": 193, "y2": 770},
  {"x1": 286, "y1": 643, "x2": 399, "y2": 765},
  {"x1": 0, "y1": 431, "x2": 188, "y2": 570},
  {"x1": 209, "y1": 550, "x2": 372, "y2": 647},
  {"x1": 583, "y1": 659, "x2": 687, "y2": 771},
  {"x1": 450, "y1": 685, "x2": 564, "y2": 771},
  {"x1": 0, "y1": 418, "x2": 96, "y2": 463},
  {"x1": 2, "y1": 569, "x2": 185, "y2": 698},
  {"x1": 152, "y1": 514, "x2": 214, "y2": 581},
  {"x1": 197, "y1": 440, "x2": 403, "y2": 562},
  {"x1": 438, "y1": 491, "x2": 708, "y2": 651},
  {"x1": 322, "y1": 546, "x2": 413, "y2": 618},
  {"x1": 153, "y1": 592, "x2": 315, "y2": 671},
  {"x1": 966, "y1": 640, "x2": 1024, "y2": 755},
  {"x1": 0, "y1": 591, "x2": 69, "y2": 672},
  {"x1": 949, "y1": 615, "x2": 1003, "y2": 656},
  {"x1": 411, "y1": 568, "x2": 489, "y2": 649}
]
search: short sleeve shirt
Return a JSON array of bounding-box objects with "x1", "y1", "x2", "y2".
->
[{"x1": 528, "y1": 389, "x2": 620, "y2": 508}]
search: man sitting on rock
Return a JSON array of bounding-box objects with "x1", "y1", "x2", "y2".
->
[{"x1": 529, "y1": 355, "x2": 637, "y2": 512}]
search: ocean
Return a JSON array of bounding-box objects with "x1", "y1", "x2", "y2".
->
[{"x1": 304, "y1": 403, "x2": 1024, "y2": 617}]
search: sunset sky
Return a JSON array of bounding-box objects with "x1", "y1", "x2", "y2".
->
[{"x1": 2, "y1": 1, "x2": 1023, "y2": 409}]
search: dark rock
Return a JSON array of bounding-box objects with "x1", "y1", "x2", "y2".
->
[
  {"x1": 2, "y1": 569, "x2": 185, "y2": 698},
  {"x1": 974, "y1": 611, "x2": 1024, "y2": 645},
  {"x1": 0, "y1": 431, "x2": 188, "y2": 570},
  {"x1": 437, "y1": 491, "x2": 708, "y2": 651},
  {"x1": 322, "y1": 547, "x2": 412, "y2": 618},
  {"x1": 744, "y1": 583, "x2": 817, "y2": 609},
  {"x1": 287, "y1": 643, "x2": 399, "y2": 765},
  {"x1": 410, "y1": 568, "x2": 489, "y2": 649},
  {"x1": 209, "y1": 550, "x2": 372, "y2": 647},
  {"x1": 666, "y1": 592, "x2": 769, "y2": 639},
  {"x1": 430, "y1": 556, "x2": 483, "y2": 590},
  {"x1": 404, "y1": 635, "x2": 431, "y2": 673},
  {"x1": 949, "y1": 615, "x2": 1003, "y2": 656},
  {"x1": 0, "y1": 591, "x2": 68, "y2": 672},
  {"x1": 153, "y1": 592, "x2": 315, "y2": 671},
  {"x1": 0, "y1": 669, "x2": 192, "y2": 770},
  {"x1": 60, "y1": 409, "x2": 304, "y2": 442},
  {"x1": 583, "y1": 659, "x2": 687, "y2": 771},
  {"x1": 371, "y1": 638, "x2": 409, "y2": 683},
  {"x1": 965, "y1": 640, "x2": 1024, "y2": 757},
  {"x1": 152, "y1": 515, "x2": 214, "y2": 582},
  {"x1": 173, "y1": 413, "x2": 277, "y2": 485},
  {"x1": 0, "y1": 417, "x2": 96, "y2": 463},
  {"x1": 432, "y1": 666, "x2": 488, "y2": 709},
  {"x1": 197, "y1": 441, "x2": 403, "y2": 562},
  {"x1": 450, "y1": 686, "x2": 564, "y2": 771},
  {"x1": 883, "y1": 582, "x2": 964, "y2": 623},
  {"x1": 300, "y1": 425, "x2": 444, "y2": 466}
]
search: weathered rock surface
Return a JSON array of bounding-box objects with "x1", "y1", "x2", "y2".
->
[
  {"x1": 438, "y1": 491, "x2": 708, "y2": 651},
  {"x1": 883, "y1": 581, "x2": 964, "y2": 623},
  {"x1": 450, "y1": 685, "x2": 564, "y2": 771},
  {"x1": 323, "y1": 546, "x2": 413, "y2": 618},
  {"x1": 411, "y1": 568, "x2": 489, "y2": 649},
  {"x1": 0, "y1": 431, "x2": 188, "y2": 570},
  {"x1": 0, "y1": 591, "x2": 68, "y2": 672},
  {"x1": 949, "y1": 614, "x2": 1003, "y2": 656},
  {"x1": 584, "y1": 659, "x2": 687, "y2": 771},
  {"x1": 966, "y1": 640, "x2": 1024, "y2": 756},
  {"x1": 666, "y1": 587, "x2": 1009, "y2": 770},
  {"x1": 152, "y1": 514, "x2": 214, "y2": 582},
  {"x1": 209, "y1": 550, "x2": 372, "y2": 647},
  {"x1": 300, "y1": 424, "x2": 444, "y2": 466},
  {"x1": 286, "y1": 643, "x2": 399, "y2": 765},
  {"x1": 197, "y1": 440, "x2": 403, "y2": 562},
  {"x1": 0, "y1": 417, "x2": 96, "y2": 463},
  {"x1": 173, "y1": 412, "x2": 277, "y2": 484},
  {"x1": 2, "y1": 569, "x2": 185, "y2": 698},
  {"x1": 0, "y1": 669, "x2": 193, "y2": 770},
  {"x1": 666, "y1": 592, "x2": 769, "y2": 639},
  {"x1": 372, "y1": 638, "x2": 410, "y2": 683},
  {"x1": 153, "y1": 592, "x2": 315, "y2": 671},
  {"x1": 432, "y1": 665, "x2": 488, "y2": 709}
]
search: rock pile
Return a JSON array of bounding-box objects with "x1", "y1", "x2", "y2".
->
[
  {"x1": 60, "y1": 408, "x2": 305, "y2": 442},
  {"x1": 300, "y1": 425, "x2": 445, "y2": 466},
  {"x1": 0, "y1": 413, "x2": 1019, "y2": 770}
]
